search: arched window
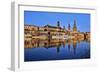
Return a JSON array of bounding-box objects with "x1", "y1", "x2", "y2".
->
[{"x1": 44, "y1": 29, "x2": 47, "y2": 31}]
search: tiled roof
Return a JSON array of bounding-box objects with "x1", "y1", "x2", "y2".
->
[{"x1": 44, "y1": 24, "x2": 62, "y2": 29}]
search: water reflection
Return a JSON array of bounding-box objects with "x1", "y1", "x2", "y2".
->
[
  {"x1": 25, "y1": 39, "x2": 89, "y2": 53},
  {"x1": 24, "y1": 38, "x2": 90, "y2": 61}
]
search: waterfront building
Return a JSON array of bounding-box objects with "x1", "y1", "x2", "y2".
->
[{"x1": 24, "y1": 20, "x2": 90, "y2": 40}]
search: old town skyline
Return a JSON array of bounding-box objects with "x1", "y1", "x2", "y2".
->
[
  {"x1": 24, "y1": 11, "x2": 90, "y2": 32},
  {"x1": 24, "y1": 11, "x2": 90, "y2": 61}
]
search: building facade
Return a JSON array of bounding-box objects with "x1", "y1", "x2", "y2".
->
[{"x1": 24, "y1": 20, "x2": 90, "y2": 40}]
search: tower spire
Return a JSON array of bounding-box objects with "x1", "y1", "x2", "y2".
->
[
  {"x1": 57, "y1": 21, "x2": 60, "y2": 27},
  {"x1": 68, "y1": 23, "x2": 70, "y2": 30},
  {"x1": 73, "y1": 19, "x2": 77, "y2": 32},
  {"x1": 68, "y1": 22, "x2": 71, "y2": 36}
]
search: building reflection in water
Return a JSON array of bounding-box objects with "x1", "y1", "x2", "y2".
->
[
  {"x1": 73, "y1": 40, "x2": 77, "y2": 54},
  {"x1": 24, "y1": 38, "x2": 90, "y2": 54}
]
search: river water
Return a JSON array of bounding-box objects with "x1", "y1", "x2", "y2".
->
[{"x1": 24, "y1": 39, "x2": 90, "y2": 62}]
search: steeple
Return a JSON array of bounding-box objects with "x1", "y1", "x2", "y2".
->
[
  {"x1": 68, "y1": 23, "x2": 71, "y2": 35},
  {"x1": 73, "y1": 19, "x2": 77, "y2": 32},
  {"x1": 63, "y1": 26, "x2": 65, "y2": 29},
  {"x1": 68, "y1": 23, "x2": 70, "y2": 31},
  {"x1": 57, "y1": 21, "x2": 60, "y2": 27}
]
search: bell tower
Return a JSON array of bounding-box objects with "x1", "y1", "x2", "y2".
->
[
  {"x1": 57, "y1": 21, "x2": 60, "y2": 27},
  {"x1": 67, "y1": 23, "x2": 71, "y2": 35},
  {"x1": 68, "y1": 23, "x2": 70, "y2": 31},
  {"x1": 73, "y1": 19, "x2": 77, "y2": 32}
]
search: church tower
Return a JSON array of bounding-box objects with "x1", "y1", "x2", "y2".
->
[
  {"x1": 57, "y1": 21, "x2": 60, "y2": 27},
  {"x1": 73, "y1": 19, "x2": 77, "y2": 32},
  {"x1": 68, "y1": 23, "x2": 71, "y2": 35},
  {"x1": 68, "y1": 23, "x2": 70, "y2": 31}
]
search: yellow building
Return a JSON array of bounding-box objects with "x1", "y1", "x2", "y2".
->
[{"x1": 24, "y1": 20, "x2": 90, "y2": 40}]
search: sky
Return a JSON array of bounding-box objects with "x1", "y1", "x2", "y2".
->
[{"x1": 24, "y1": 11, "x2": 90, "y2": 32}]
